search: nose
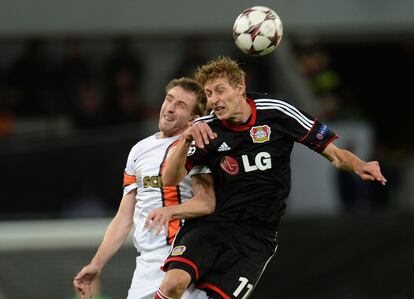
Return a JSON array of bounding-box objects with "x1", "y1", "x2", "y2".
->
[
  {"x1": 166, "y1": 102, "x2": 176, "y2": 113},
  {"x1": 208, "y1": 93, "x2": 219, "y2": 106}
]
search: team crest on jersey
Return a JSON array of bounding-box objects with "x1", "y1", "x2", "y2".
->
[
  {"x1": 171, "y1": 245, "x2": 186, "y2": 256},
  {"x1": 250, "y1": 125, "x2": 271, "y2": 143}
]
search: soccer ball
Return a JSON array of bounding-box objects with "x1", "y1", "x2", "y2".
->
[{"x1": 232, "y1": 6, "x2": 283, "y2": 56}]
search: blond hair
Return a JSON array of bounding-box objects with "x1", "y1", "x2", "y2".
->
[
  {"x1": 194, "y1": 56, "x2": 246, "y2": 88},
  {"x1": 165, "y1": 77, "x2": 208, "y2": 116}
]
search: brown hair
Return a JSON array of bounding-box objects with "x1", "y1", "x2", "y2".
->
[
  {"x1": 194, "y1": 56, "x2": 246, "y2": 88},
  {"x1": 165, "y1": 77, "x2": 208, "y2": 116}
]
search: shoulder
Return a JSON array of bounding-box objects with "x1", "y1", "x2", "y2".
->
[
  {"x1": 248, "y1": 92, "x2": 280, "y2": 101},
  {"x1": 249, "y1": 92, "x2": 310, "y2": 119},
  {"x1": 193, "y1": 113, "x2": 221, "y2": 128},
  {"x1": 248, "y1": 92, "x2": 294, "y2": 108},
  {"x1": 128, "y1": 134, "x2": 155, "y2": 156}
]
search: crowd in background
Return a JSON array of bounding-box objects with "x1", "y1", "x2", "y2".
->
[{"x1": 0, "y1": 37, "x2": 145, "y2": 137}]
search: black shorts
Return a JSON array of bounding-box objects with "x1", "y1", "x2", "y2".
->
[{"x1": 162, "y1": 221, "x2": 278, "y2": 299}]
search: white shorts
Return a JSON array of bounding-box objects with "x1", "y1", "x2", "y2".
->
[{"x1": 127, "y1": 246, "x2": 207, "y2": 299}]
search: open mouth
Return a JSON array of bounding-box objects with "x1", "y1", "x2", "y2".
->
[
  {"x1": 214, "y1": 106, "x2": 225, "y2": 113},
  {"x1": 163, "y1": 115, "x2": 175, "y2": 122}
]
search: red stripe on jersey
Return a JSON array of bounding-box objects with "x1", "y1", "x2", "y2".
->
[
  {"x1": 162, "y1": 257, "x2": 200, "y2": 280},
  {"x1": 185, "y1": 159, "x2": 194, "y2": 172},
  {"x1": 318, "y1": 133, "x2": 339, "y2": 153},
  {"x1": 197, "y1": 283, "x2": 231, "y2": 299},
  {"x1": 160, "y1": 140, "x2": 182, "y2": 244},
  {"x1": 123, "y1": 172, "x2": 136, "y2": 187},
  {"x1": 222, "y1": 98, "x2": 256, "y2": 131},
  {"x1": 155, "y1": 290, "x2": 163, "y2": 299},
  {"x1": 156, "y1": 289, "x2": 172, "y2": 299},
  {"x1": 298, "y1": 118, "x2": 317, "y2": 142}
]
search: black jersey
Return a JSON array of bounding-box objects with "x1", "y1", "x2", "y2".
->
[{"x1": 185, "y1": 92, "x2": 338, "y2": 233}]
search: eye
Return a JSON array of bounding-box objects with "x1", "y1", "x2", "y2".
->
[{"x1": 178, "y1": 102, "x2": 187, "y2": 109}]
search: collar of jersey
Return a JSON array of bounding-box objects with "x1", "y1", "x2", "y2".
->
[{"x1": 221, "y1": 97, "x2": 256, "y2": 131}]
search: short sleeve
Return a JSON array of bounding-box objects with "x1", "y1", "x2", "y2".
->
[
  {"x1": 123, "y1": 147, "x2": 138, "y2": 196},
  {"x1": 188, "y1": 165, "x2": 212, "y2": 176},
  {"x1": 268, "y1": 99, "x2": 338, "y2": 153},
  {"x1": 297, "y1": 120, "x2": 338, "y2": 153},
  {"x1": 184, "y1": 142, "x2": 209, "y2": 172}
]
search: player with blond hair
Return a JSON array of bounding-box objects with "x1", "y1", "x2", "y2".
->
[{"x1": 158, "y1": 57, "x2": 387, "y2": 299}]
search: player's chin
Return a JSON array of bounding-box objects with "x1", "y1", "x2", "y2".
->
[
  {"x1": 216, "y1": 116, "x2": 227, "y2": 122},
  {"x1": 160, "y1": 120, "x2": 175, "y2": 131},
  {"x1": 214, "y1": 109, "x2": 227, "y2": 119}
]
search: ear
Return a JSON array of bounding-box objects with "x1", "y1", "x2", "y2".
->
[{"x1": 237, "y1": 81, "x2": 246, "y2": 96}]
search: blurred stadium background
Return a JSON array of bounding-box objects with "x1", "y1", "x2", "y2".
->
[{"x1": 0, "y1": 0, "x2": 413, "y2": 298}]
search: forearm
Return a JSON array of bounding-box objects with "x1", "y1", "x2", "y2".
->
[
  {"x1": 90, "y1": 213, "x2": 133, "y2": 269},
  {"x1": 168, "y1": 195, "x2": 215, "y2": 219},
  {"x1": 322, "y1": 143, "x2": 364, "y2": 174},
  {"x1": 170, "y1": 173, "x2": 215, "y2": 219},
  {"x1": 322, "y1": 142, "x2": 387, "y2": 184},
  {"x1": 162, "y1": 138, "x2": 192, "y2": 186},
  {"x1": 331, "y1": 149, "x2": 363, "y2": 173},
  {"x1": 91, "y1": 190, "x2": 136, "y2": 269}
]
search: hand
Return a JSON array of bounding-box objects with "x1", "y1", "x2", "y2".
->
[
  {"x1": 73, "y1": 264, "x2": 101, "y2": 299},
  {"x1": 145, "y1": 207, "x2": 173, "y2": 235},
  {"x1": 183, "y1": 122, "x2": 217, "y2": 148},
  {"x1": 356, "y1": 161, "x2": 387, "y2": 186}
]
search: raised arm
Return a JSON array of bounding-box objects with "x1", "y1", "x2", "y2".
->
[
  {"x1": 146, "y1": 173, "x2": 215, "y2": 235},
  {"x1": 162, "y1": 122, "x2": 216, "y2": 186},
  {"x1": 162, "y1": 136, "x2": 192, "y2": 186},
  {"x1": 322, "y1": 143, "x2": 387, "y2": 185},
  {"x1": 73, "y1": 190, "x2": 136, "y2": 298}
]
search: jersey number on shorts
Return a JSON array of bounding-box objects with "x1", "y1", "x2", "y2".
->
[{"x1": 233, "y1": 277, "x2": 253, "y2": 299}]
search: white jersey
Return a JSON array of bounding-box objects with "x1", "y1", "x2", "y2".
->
[{"x1": 123, "y1": 133, "x2": 208, "y2": 253}]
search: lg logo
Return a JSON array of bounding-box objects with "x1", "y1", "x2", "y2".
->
[
  {"x1": 242, "y1": 152, "x2": 272, "y2": 172},
  {"x1": 220, "y1": 156, "x2": 240, "y2": 175},
  {"x1": 220, "y1": 152, "x2": 272, "y2": 175}
]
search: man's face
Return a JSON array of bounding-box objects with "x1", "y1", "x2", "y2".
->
[
  {"x1": 159, "y1": 86, "x2": 197, "y2": 137},
  {"x1": 204, "y1": 77, "x2": 246, "y2": 121}
]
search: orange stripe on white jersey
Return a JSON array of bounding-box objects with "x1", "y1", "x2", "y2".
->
[
  {"x1": 162, "y1": 186, "x2": 181, "y2": 244},
  {"x1": 123, "y1": 172, "x2": 136, "y2": 187},
  {"x1": 123, "y1": 133, "x2": 208, "y2": 253},
  {"x1": 160, "y1": 140, "x2": 182, "y2": 244}
]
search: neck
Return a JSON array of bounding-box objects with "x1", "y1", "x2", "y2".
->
[
  {"x1": 229, "y1": 97, "x2": 252, "y2": 124},
  {"x1": 156, "y1": 132, "x2": 167, "y2": 139},
  {"x1": 157, "y1": 131, "x2": 178, "y2": 139},
  {"x1": 158, "y1": 126, "x2": 189, "y2": 139}
]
